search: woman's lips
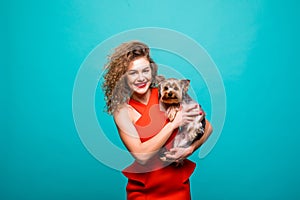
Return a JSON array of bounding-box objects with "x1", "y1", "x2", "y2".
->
[{"x1": 135, "y1": 82, "x2": 147, "y2": 88}]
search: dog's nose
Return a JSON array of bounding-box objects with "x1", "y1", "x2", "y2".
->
[{"x1": 168, "y1": 92, "x2": 173, "y2": 97}]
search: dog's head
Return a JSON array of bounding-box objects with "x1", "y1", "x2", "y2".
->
[{"x1": 158, "y1": 78, "x2": 190, "y2": 104}]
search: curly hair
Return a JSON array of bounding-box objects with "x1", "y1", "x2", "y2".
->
[{"x1": 102, "y1": 41, "x2": 158, "y2": 114}]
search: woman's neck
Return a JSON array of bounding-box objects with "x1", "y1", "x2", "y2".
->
[{"x1": 131, "y1": 89, "x2": 151, "y2": 105}]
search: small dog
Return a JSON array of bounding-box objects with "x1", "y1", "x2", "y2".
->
[{"x1": 158, "y1": 78, "x2": 206, "y2": 162}]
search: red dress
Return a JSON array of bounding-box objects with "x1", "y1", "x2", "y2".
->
[{"x1": 122, "y1": 88, "x2": 196, "y2": 200}]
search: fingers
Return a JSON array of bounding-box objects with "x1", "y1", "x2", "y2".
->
[
  {"x1": 163, "y1": 148, "x2": 187, "y2": 165},
  {"x1": 164, "y1": 154, "x2": 184, "y2": 164},
  {"x1": 173, "y1": 103, "x2": 205, "y2": 127},
  {"x1": 165, "y1": 147, "x2": 183, "y2": 158},
  {"x1": 165, "y1": 153, "x2": 177, "y2": 160},
  {"x1": 175, "y1": 110, "x2": 192, "y2": 126},
  {"x1": 186, "y1": 111, "x2": 201, "y2": 117},
  {"x1": 184, "y1": 104, "x2": 198, "y2": 112},
  {"x1": 198, "y1": 105, "x2": 206, "y2": 117},
  {"x1": 183, "y1": 104, "x2": 203, "y2": 117}
]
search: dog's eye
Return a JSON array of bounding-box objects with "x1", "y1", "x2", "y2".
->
[
  {"x1": 164, "y1": 86, "x2": 168, "y2": 90},
  {"x1": 174, "y1": 86, "x2": 179, "y2": 91}
]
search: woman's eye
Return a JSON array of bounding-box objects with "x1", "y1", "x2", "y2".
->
[
  {"x1": 128, "y1": 72, "x2": 136, "y2": 75},
  {"x1": 143, "y1": 69, "x2": 150, "y2": 73}
]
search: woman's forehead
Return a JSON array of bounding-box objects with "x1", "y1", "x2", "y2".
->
[{"x1": 128, "y1": 57, "x2": 150, "y2": 70}]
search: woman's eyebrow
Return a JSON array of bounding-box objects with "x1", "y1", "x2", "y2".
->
[
  {"x1": 142, "y1": 65, "x2": 151, "y2": 69},
  {"x1": 128, "y1": 69, "x2": 137, "y2": 72},
  {"x1": 128, "y1": 65, "x2": 150, "y2": 72}
]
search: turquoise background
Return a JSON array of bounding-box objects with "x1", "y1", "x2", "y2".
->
[{"x1": 2, "y1": 0, "x2": 300, "y2": 199}]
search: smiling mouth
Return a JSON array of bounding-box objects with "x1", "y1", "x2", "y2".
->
[{"x1": 135, "y1": 82, "x2": 148, "y2": 88}]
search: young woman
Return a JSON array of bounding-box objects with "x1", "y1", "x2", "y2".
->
[{"x1": 102, "y1": 41, "x2": 213, "y2": 199}]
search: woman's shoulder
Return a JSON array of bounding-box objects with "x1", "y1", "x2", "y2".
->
[
  {"x1": 113, "y1": 103, "x2": 130, "y2": 116},
  {"x1": 113, "y1": 103, "x2": 140, "y2": 124}
]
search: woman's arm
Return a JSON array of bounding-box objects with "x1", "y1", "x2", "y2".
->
[{"x1": 114, "y1": 105, "x2": 198, "y2": 165}]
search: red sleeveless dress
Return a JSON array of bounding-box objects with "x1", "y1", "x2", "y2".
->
[{"x1": 122, "y1": 88, "x2": 196, "y2": 200}]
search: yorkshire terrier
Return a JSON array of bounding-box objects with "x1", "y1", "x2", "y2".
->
[{"x1": 158, "y1": 77, "x2": 206, "y2": 162}]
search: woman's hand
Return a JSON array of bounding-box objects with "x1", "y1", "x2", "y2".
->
[
  {"x1": 171, "y1": 103, "x2": 201, "y2": 129},
  {"x1": 164, "y1": 146, "x2": 194, "y2": 165}
]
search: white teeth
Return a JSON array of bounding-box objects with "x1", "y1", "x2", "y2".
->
[{"x1": 135, "y1": 82, "x2": 147, "y2": 87}]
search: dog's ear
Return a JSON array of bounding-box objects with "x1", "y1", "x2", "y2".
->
[
  {"x1": 157, "y1": 76, "x2": 166, "y2": 100},
  {"x1": 180, "y1": 79, "x2": 190, "y2": 93},
  {"x1": 155, "y1": 75, "x2": 166, "y2": 84},
  {"x1": 154, "y1": 75, "x2": 166, "y2": 89}
]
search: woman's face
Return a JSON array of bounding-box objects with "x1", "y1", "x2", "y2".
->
[{"x1": 126, "y1": 57, "x2": 152, "y2": 95}]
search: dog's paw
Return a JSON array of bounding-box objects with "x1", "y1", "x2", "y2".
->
[
  {"x1": 167, "y1": 107, "x2": 178, "y2": 122},
  {"x1": 187, "y1": 132, "x2": 198, "y2": 142},
  {"x1": 196, "y1": 125, "x2": 204, "y2": 134},
  {"x1": 160, "y1": 156, "x2": 167, "y2": 162},
  {"x1": 167, "y1": 112, "x2": 176, "y2": 121}
]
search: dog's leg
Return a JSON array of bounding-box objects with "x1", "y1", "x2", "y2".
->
[{"x1": 166, "y1": 106, "x2": 179, "y2": 122}]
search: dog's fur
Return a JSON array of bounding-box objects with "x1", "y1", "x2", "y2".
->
[{"x1": 158, "y1": 77, "x2": 206, "y2": 162}]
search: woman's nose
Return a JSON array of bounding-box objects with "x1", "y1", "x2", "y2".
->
[{"x1": 137, "y1": 73, "x2": 145, "y2": 81}]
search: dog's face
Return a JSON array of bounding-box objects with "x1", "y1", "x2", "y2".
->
[{"x1": 159, "y1": 78, "x2": 190, "y2": 104}]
